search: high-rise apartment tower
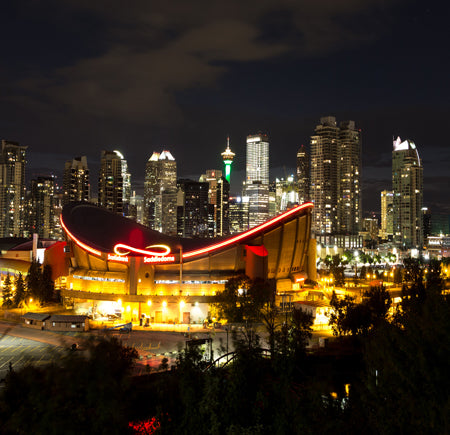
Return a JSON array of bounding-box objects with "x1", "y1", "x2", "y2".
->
[
  {"x1": 63, "y1": 156, "x2": 90, "y2": 206},
  {"x1": 0, "y1": 140, "x2": 27, "y2": 237},
  {"x1": 392, "y1": 137, "x2": 423, "y2": 249},
  {"x1": 98, "y1": 150, "x2": 123, "y2": 214},
  {"x1": 310, "y1": 117, "x2": 361, "y2": 236},
  {"x1": 29, "y1": 176, "x2": 56, "y2": 239},
  {"x1": 296, "y1": 145, "x2": 309, "y2": 205}
]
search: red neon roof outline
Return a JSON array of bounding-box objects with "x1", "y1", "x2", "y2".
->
[
  {"x1": 60, "y1": 202, "x2": 313, "y2": 260},
  {"x1": 113, "y1": 243, "x2": 171, "y2": 257},
  {"x1": 60, "y1": 214, "x2": 102, "y2": 257},
  {"x1": 182, "y1": 202, "x2": 313, "y2": 259}
]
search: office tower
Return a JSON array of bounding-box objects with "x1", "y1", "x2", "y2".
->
[
  {"x1": 98, "y1": 150, "x2": 123, "y2": 214},
  {"x1": 422, "y1": 207, "x2": 431, "y2": 241},
  {"x1": 269, "y1": 181, "x2": 277, "y2": 218},
  {"x1": 177, "y1": 180, "x2": 213, "y2": 238},
  {"x1": 296, "y1": 145, "x2": 310, "y2": 204},
  {"x1": 199, "y1": 169, "x2": 223, "y2": 206},
  {"x1": 229, "y1": 196, "x2": 249, "y2": 234},
  {"x1": 199, "y1": 169, "x2": 230, "y2": 236},
  {"x1": 338, "y1": 121, "x2": 361, "y2": 234},
  {"x1": 380, "y1": 190, "x2": 394, "y2": 240},
  {"x1": 143, "y1": 152, "x2": 160, "y2": 227},
  {"x1": 114, "y1": 151, "x2": 132, "y2": 218},
  {"x1": 363, "y1": 217, "x2": 379, "y2": 241},
  {"x1": 392, "y1": 136, "x2": 423, "y2": 249},
  {"x1": 215, "y1": 177, "x2": 230, "y2": 236},
  {"x1": 0, "y1": 140, "x2": 27, "y2": 237},
  {"x1": 310, "y1": 117, "x2": 361, "y2": 236},
  {"x1": 63, "y1": 156, "x2": 90, "y2": 206},
  {"x1": 221, "y1": 136, "x2": 235, "y2": 184},
  {"x1": 29, "y1": 176, "x2": 56, "y2": 239},
  {"x1": 245, "y1": 133, "x2": 269, "y2": 227},
  {"x1": 275, "y1": 176, "x2": 298, "y2": 214},
  {"x1": 129, "y1": 192, "x2": 144, "y2": 224},
  {"x1": 143, "y1": 150, "x2": 177, "y2": 232},
  {"x1": 52, "y1": 184, "x2": 64, "y2": 239}
]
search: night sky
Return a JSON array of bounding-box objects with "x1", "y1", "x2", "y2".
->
[{"x1": 1, "y1": 0, "x2": 449, "y2": 215}]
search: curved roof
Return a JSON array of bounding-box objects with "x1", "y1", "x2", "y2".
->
[{"x1": 61, "y1": 202, "x2": 313, "y2": 260}]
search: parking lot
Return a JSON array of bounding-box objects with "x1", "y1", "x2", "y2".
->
[{"x1": 0, "y1": 335, "x2": 65, "y2": 381}]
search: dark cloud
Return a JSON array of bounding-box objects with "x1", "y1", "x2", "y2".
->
[
  {"x1": 1, "y1": 0, "x2": 449, "y2": 215},
  {"x1": 3, "y1": 0, "x2": 401, "y2": 125}
]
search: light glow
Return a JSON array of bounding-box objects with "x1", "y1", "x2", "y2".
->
[{"x1": 114, "y1": 243, "x2": 171, "y2": 257}]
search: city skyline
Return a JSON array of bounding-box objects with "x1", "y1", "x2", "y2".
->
[{"x1": 1, "y1": 0, "x2": 449, "y2": 214}]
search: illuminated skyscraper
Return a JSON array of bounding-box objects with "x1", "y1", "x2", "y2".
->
[
  {"x1": 296, "y1": 145, "x2": 309, "y2": 204},
  {"x1": 310, "y1": 117, "x2": 361, "y2": 237},
  {"x1": 275, "y1": 176, "x2": 298, "y2": 214},
  {"x1": 245, "y1": 133, "x2": 269, "y2": 228},
  {"x1": 380, "y1": 190, "x2": 394, "y2": 240},
  {"x1": 29, "y1": 176, "x2": 56, "y2": 239},
  {"x1": 144, "y1": 150, "x2": 177, "y2": 232},
  {"x1": 98, "y1": 150, "x2": 123, "y2": 214},
  {"x1": 144, "y1": 152, "x2": 160, "y2": 228},
  {"x1": 310, "y1": 117, "x2": 339, "y2": 235},
  {"x1": 338, "y1": 121, "x2": 361, "y2": 234},
  {"x1": 0, "y1": 140, "x2": 27, "y2": 237},
  {"x1": 229, "y1": 196, "x2": 249, "y2": 234},
  {"x1": 392, "y1": 137, "x2": 423, "y2": 249},
  {"x1": 199, "y1": 169, "x2": 230, "y2": 236},
  {"x1": 177, "y1": 179, "x2": 213, "y2": 238},
  {"x1": 114, "y1": 151, "x2": 132, "y2": 218},
  {"x1": 221, "y1": 137, "x2": 235, "y2": 184},
  {"x1": 63, "y1": 156, "x2": 90, "y2": 206}
]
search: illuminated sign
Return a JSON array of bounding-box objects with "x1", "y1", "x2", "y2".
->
[
  {"x1": 113, "y1": 244, "x2": 171, "y2": 257},
  {"x1": 108, "y1": 254, "x2": 129, "y2": 263},
  {"x1": 143, "y1": 255, "x2": 175, "y2": 263}
]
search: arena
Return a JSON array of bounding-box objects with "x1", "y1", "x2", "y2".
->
[{"x1": 56, "y1": 202, "x2": 315, "y2": 325}]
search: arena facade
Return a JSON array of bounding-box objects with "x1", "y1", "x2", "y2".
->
[{"x1": 59, "y1": 202, "x2": 315, "y2": 325}]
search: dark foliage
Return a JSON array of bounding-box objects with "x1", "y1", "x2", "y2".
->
[
  {"x1": 0, "y1": 336, "x2": 138, "y2": 435},
  {"x1": 2, "y1": 273, "x2": 13, "y2": 308}
]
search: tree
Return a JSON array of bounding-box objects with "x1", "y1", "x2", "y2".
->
[
  {"x1": 215, "y1": 275, "x2": 274, "y2": 324},
  {"x1": 359, "y1": 265, "x2": 366, "y2": 280},
  {"x1": 2, "y1": 274, "x2": 13, "y2": 308},
  {"x1": 360, "y1": 279, "x2": 450, "y2": 433},
  {"x1": 26, "y1": 260, "x2": 42, "y2": 301},
  {"x1": 362, "y1": 285, "x2": 391, "y2": 327},
  {"x1": 328, "y1": 291, "x2": 356, "y2": 336},
  {"x1": 260, "y1": 304, "x2": 280, "y2": 355},
  {"x1": 0, "y1": 336, "x2": 139, "y2": 434},
  {"x1": 286, "y1": 308, "x2": 313, "y2": 358},
  {"x1": 41, "y1": 264, "x2": 54, "y2": 303},
  {"x1": 425, "y1": 259, "x2": 443, "y2": 291},
  {"x1": 403, "y1": 257, "x2": 424, "y2": 285},
  {"x1": 13, "y1": 273, "x2": 26, "y2": 307},
  {"x1": 329, "y1": 287, "x2": 390, "y2": 337},
  {"x1": 393, "y1": 266, "x2": 403, "y2": 284}
]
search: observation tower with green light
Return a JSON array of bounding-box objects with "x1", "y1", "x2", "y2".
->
[{"x1": 221, "y1": 136, "x2": 235, "y2": 184}]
